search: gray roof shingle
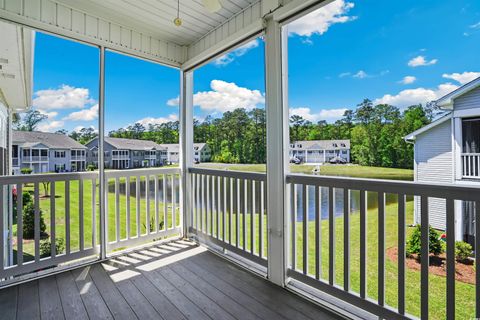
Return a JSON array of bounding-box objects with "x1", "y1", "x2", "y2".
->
[
  {"x1": 104, "y1": 137, "x2": 165, "y2": 151},
  {"x1": 13, "y1": 130, "x2": 87, "y2": 149}
]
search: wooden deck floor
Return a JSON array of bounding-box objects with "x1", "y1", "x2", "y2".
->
[{"x1": 0, "y1": 240, "x2": 341, "y2": 320}]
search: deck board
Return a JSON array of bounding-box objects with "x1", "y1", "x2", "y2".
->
[{"x1": 0, "y1": 240, "x2": 340, "y2": 320}]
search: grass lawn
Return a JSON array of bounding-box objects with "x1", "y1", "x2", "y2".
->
[{"x1": 197, "y1": 163, "x2": 414, "y2": 181}]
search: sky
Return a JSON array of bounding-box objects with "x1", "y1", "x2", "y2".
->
[{"x1": 28, "y1": 0, "x2": 480, "y2": 133}]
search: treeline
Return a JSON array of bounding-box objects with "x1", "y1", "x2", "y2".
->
[{"x1": 107, "y1": 99, "x2": 439, "y2": 169}]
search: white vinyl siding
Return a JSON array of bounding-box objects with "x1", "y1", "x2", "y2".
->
[
  {"x1": 454, "y1": 86, "x2": 480, "y2": 110},
  {"x1": 415, "y1": 119, "x2": 453, "y2": 230}
]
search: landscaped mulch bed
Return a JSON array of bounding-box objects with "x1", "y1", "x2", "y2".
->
[{"x1": 386, "y1": 247, "x2": 475, "y2": 284}]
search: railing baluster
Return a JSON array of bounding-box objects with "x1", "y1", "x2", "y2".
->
[
  {"x1": 291, "y1": 183, "x2": 297, "y2": 270},
  {"x1": 201, "y1": 174, "x2": 205, "y2": 233},
  {"x1": 210, "y1": 175, "x2": 214, "y2": 237},
  {"x1": 475, "y1": 200, "x2": 480, "y2": 319},
  {"x1": 115, "y1": 177, "x2": 120, "y2": 242},
  {"x1": 163, "y1": 174, "x2": 168, "y2": 231},
  {"x1": 315, "y1": 185, "x2": 320, "y2": 280},
  {"x1": 79, "y1": 179, "x2": 84, "y2": 251},
  {"x1": 344, "y1": 188, "x2": 350, "y2": 291},
  {"x1": 378, "y1": 192, "x2": 385, "y2": 306},
  {"x1": 196, "y1": 174, "x2": 200, "y2": 232},
  {"x1": 172, "y1": 174, "x2": 176, "y2": 229},
  {"x1": 92, "y1": 179, "x2": 96, "y2": 248},
  {"x1": 223, "y1": 176, "x2": 227, "y2": 242},
  {"x1": 259, "y1": 180, "x2": 264, "y2": 258},
  {"x1": 34, "y1": 182, "x2": 40, "y2": 262},
  {"x1": 398, "y1": 193, "x2": 406, "y2": 315},
  {"x1": 302, "y1": 184, "x2": 308, "y2": 275},
  {"x1": 236, "y1": 178, "x2": 240, "y2": 248},
  {"x1": 126, "y1": 176, "x2": 131, "y2": 239},
  {"x1": 50, "y1": 181, "x2": 56, "y2": 258},
  {"x1": 446, "y1": 198, "x2": 455, "y2": 320},
  {"x1": 360, "y1": 189, "x2": 366, "y2": 298},
  {"x1": 136, "y1": 176, "x2": 140, "y2": 236},
  {"x1": 65, "y1": 181, "x2": 70, "y2": 255},
  {"x1": 146, "y1": 175, "x2": 150, "y2": 234},
  {"x1": 154, "y1": 175, "x2": 159, "y2": 233},
  {"x1": 217, "y1": 176, "x2": 221, "y2": 239},
  {"x1": 229, "y1": 177, "x2": 233, "y2": 244},
  {"x1": 328, "y1": 186, "x2": 335, "y2": 285},
  {"x1": 0, "y1": 184, "x2": 4, "y2": 271},
  {"x1": 420, "y1": 196, "x2": 429, "y2": 320},
  {"x1": 250, "y1": 180, "x2": 255, "y2": 255},
  {"x1": 243, "y1": 179, "x2": 247, "y2": 250},
  {"x1": 17, "y1": 184, "x2": 23, "y2": 266}
]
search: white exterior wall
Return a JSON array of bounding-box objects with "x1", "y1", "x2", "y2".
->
[
  {"x1": 453, "y1": 86, "x2": 480, "y2": 110},
  {"x1": 414, "y1": 120, "x2": 453, "y2": 230}
]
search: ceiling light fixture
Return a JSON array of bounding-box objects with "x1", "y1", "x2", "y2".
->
[{"x1": 173, "y1": 0, "x2": 182, "y2": 27}]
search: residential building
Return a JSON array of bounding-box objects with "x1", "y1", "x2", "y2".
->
[
  {"x1": 289, "y1": 140, "x2": 350, "y2": 163},
  {"x1": 405, "y1": 76, "x2": 480, "y2": 247},
  {"x1": 86, "y1": 137, "x2": 167, "y2": 169},
  {"x1": 12, "y1": 131, "x2": 88, "y2": 174},
  {"x1": 160, "y1": 143, "x2": 211, "y2": 163}
]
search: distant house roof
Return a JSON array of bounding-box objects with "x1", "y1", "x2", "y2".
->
[
  {"x1": 404, "y1": 113, "x2": 452, "y2": 141},
  {"x1": 290, "y1": 140, "x2": 350, "y2": 150},
  {"x1": 104, "y1": 137, "x2": 165, "y2": 151},
  {"x1": 436, "y1": 76, "x2": 480, "y2": 109},
  {"x1": 159, "y1": 143, "x2": 208, "y2": 152},
  {"x1": 13, "y1": 130, "x2": 87, "y2": 149}
]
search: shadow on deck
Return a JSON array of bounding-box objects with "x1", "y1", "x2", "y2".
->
[{"x1": 0, "y1": 240, "x2": 342, "y2": 320}]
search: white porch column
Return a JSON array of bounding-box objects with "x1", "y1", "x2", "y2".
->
[
  {"x1": 265, "y1": 17, "x2": 289, "y2": 286},
  {"x1": 179, "y1": 71, "x2": 194, "y2": 237},
  {"x1": 98, "y1": 46, "x2": 107, "y2": 260}
]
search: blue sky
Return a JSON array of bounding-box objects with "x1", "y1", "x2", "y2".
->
[{"x1": 30, "y1": 0, "x2": 480, "y2": 132}]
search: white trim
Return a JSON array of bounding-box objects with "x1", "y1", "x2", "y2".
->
[{"x1": 453, "y1": 108, "x2": 480, "y2": 118}]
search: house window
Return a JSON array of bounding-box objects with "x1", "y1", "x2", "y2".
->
[
  {"x1": 54, "y1": 164, "x2": 65, "y2": 172},
  {"x1": 462, "y1": 118, "x2": 480, "y2": 153},
  {"x1": 55, "y1": 151, "x2": 66, "y2": 158}
]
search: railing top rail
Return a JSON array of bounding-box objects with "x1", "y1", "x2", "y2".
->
[
  {"x1": 287, "y1": 173, "x2": 480, "y2": 201},
  {"x1": 105, "y1": 167, "x2": 180, "y2": 178},
  {"x1": 0, "y1": 171, "x2": 98, "y2": 184},
  {"x1": 461, "y1": 152, "x2": 480, "y2": 155},
  {"x1": 189, "y1": 167, "x2": 266, "y2": 181}
]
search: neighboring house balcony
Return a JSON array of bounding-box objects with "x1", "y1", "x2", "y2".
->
[
  {"x1": 21, "y1": 155, "x2": 49, "y2": 162},
  {"x1": 461, "y1": 153, "x2": 480, "y2": 179},
  {"x1": 70, "y1": 155, "x2": 86, "y2": 161}
]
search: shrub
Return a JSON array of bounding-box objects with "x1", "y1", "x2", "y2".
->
[
  {"x1": 40, "y1": 238, "x2": 65, "y2": 258},
  {"x1": 23, "y1": 201, "x2": 47, "y2": 239},
  {"x1": 21, "y1": 167, "x2": 33, "y2": 174},
  {"x1": 87, "y1": 164, "x2": 96, "y2": 171},
  {"x1": 455, "y1": 241, "x2": 473, "y2": 262},
  {"x1": 406, "y1": 225, "x2": 443, "y2": 257}
]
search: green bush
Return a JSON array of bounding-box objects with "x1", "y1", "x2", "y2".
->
[
  {"x1": 455, "y1": 241, "x2": 473, "y2": 262},
  {"x1": 40, "y1": 238, "x2": 65, "y2": 258},
  {"x1": 23, "y1": 201, "x2": 47, "y2": 239},
  {"x1": 87, "y1": 164, "x2": 96, "y2": 171},
  {"x1": 20, "y1": 167, "x2": 33, "y2": 174},
  {"x1": 406, "y1": 225, "x2": 443, "y2": 257}
]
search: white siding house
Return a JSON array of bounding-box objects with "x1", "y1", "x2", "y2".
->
[
  {"x1": 289, "y1": 140, "x2": 350, "y2": 164},
  {"x1": 406, "y1": 77, "x2": 480, "y2": 246}
]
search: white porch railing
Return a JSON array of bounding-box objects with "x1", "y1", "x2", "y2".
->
[
  {"x1": 286, "y1": 174, "x2": 480, "y2": 319},
  {"x1": 188, "y1": 168, "x2": 268, "y2": 267},
  {"x1": 0, "y1": 167, "x2": 180, "y2": 282},
  {"x1": 461, "y1": 153, "x2": 480, "y2": 179}
]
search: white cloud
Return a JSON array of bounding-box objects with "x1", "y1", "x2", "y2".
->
[
  {"x1": 63, "y1": 104, "x2": 99, "y2": 121},
  {"x1": 374, "y1": 83, "x2": 458, "y2": 108},
  {"x1": 288, "y1": 0, "x2": 356, "y2": 37},
  {"x1": 134, "y1": 114, "x2": 179, "y2": 127},
  {"x1": 33, "y1": 85, "x2": 96, "y2": 110},
  {"x1": 442, "y1": 71, "x2": 480, "y2": 85},
  {"x1": 214, "y1": 39, "x2": 259, "y2": 66},
  {"x1": 407, "y1": 55, "x2": 438, "y2": 67},
  {"x1": 470, "y1": 21, "x2": 480, "y2": 29},
  {"x1": 290, "y1": 107, "x2": 347, "y2": 123},
  {"x1": 400, "y1": 76, "x2": 417, "y2": 85},
  {"x1": 167, "y1": 80, "x2": 265, "y2": 113},
  {"x1": 37, "y1": 109, "x2": 58, "y2": 119},
  {"x1": 37, "y1": 120, "x2": 65, "y2": 132},
  {"x1": 353, "y1": 70, "x2": 368, "y2": 79},
  {"x1": 339, "y1": 72, "x2": 351, "y2": 78}
]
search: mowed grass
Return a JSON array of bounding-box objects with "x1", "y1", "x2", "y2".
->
[
  {"x1": 15, "y1": 177, "x2": 180, "y2": 258},
  {"x1": 197, "y1": 163, "x2": 414, "y2": 181},
  {"x1": 196, "y1": 198, "x2": 475, "y2": 319}
]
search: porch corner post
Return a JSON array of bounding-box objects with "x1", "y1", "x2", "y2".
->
[
  {"x1": 265, "y1": 17, "x2": 289, "y2": 286},
  {"x1": 98, "y1": 46, "x2": 107, "y2": 260},
  {"x1": 179, "y1": 70, "x2": 194, "y2": 238}
]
